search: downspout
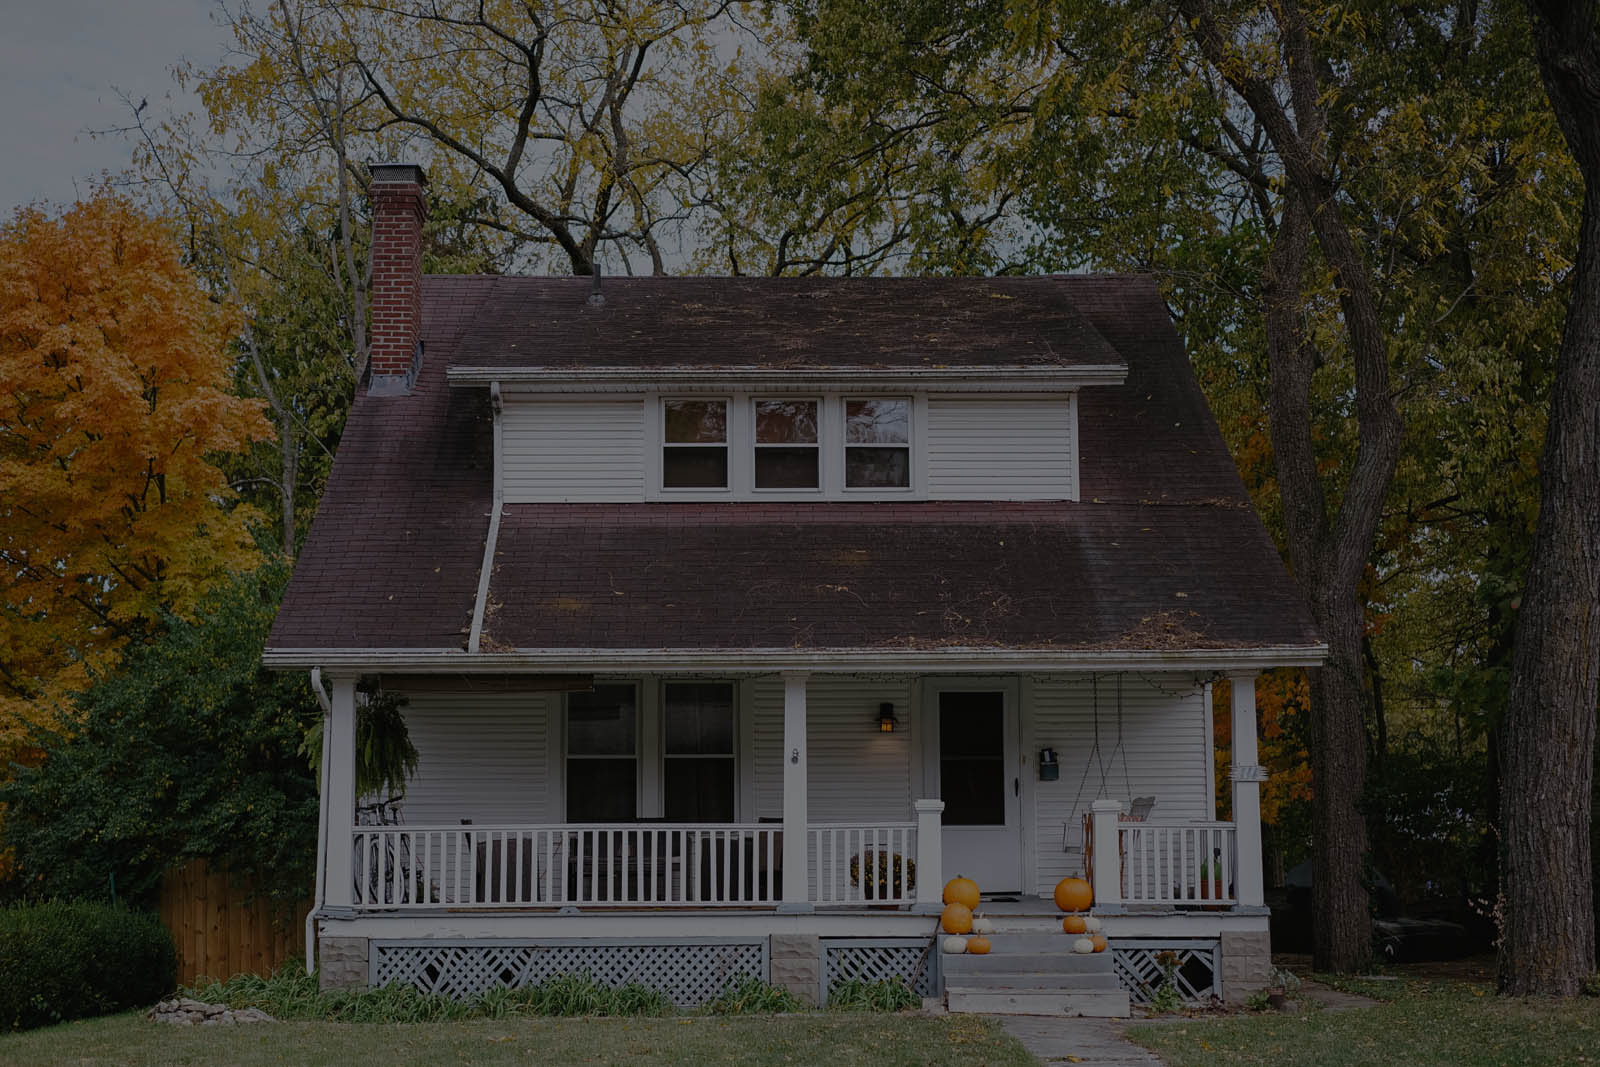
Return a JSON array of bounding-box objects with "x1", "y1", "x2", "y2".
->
[
  {"x1": 468, "y1": 381, "x2": 504, "y2": 652},
  {"x1": 306, "y1": 667, "x2": 334, "y2": 975}
]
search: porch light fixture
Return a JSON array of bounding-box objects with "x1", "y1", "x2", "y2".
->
[{"x1": 877, "y1": 702, "x2": 898, "y2": 733}]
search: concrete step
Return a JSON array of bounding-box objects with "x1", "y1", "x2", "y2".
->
[
  {"x1": 943, "y1": 949, "x2": 1116, "y2": 975},
  {"x1": 946, "y1": 988, "x2": 1130, "y2": 1017},
  {"x1": 940, "y1": 971, "x2": 1124, "y2": 992}
]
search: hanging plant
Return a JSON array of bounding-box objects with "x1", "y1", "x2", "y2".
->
[{"x1": 301, "y1": 677, "x2": 419, "y2": 802}]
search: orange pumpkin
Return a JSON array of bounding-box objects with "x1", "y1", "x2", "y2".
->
[
  {"x1": 1062, "y1": 915, "x2": 1087, "y2": 935},
  {"x1": 1091, "y1": 934, "x2": 1108, "y2": 953},
  {"x1": 1054, "y1": 877, "x2": 1093, "y2": 913},
  {"x1": 943, "y1": 876, "x2": 981, "y2": 910},
  {"x1": 940, "y1": 902, "x2": 974, "y2": 934},
  {"x1": 966, "y1": 936, "x2": 992, "y2": 955}
]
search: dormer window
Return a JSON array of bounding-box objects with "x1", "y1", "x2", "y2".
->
[
  {"x1": 662, "y1": 398, "x2": 728, "y2": 489},
  {"x1": 845, "y1": 398, "x2": 911, "y2": 489},
  {"x1": 754, "y1": 399, "x2": 820, "y2": 489}
]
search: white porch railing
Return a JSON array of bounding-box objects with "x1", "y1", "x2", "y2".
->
[
  {"x1": 808, "y1": 824, "x2": 918, "y2": 906},
  {"x1": 1117, "y1": 821, "x2": 1238, "y2": 905},
  {"x1": 351, "y1": 821, "x2": 926, "y2": 909},
  {"x1": 351, "y1": 824, "x2": 782, "y2": 909}
]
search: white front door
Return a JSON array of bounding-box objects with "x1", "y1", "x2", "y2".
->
[{"x1": 935, "y1": 687, "x2": 1022, "y2": 893}]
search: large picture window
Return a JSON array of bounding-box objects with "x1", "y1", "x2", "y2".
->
[
  {"x1": 844, "y1": 398, "x2": 911, "y2": 488},
  {"x1": 754, "y1": 399, "x2": 819, "y2": 489},
  {"x1": 565, "y1": 684, "x2": 637, "y2": 821},
  {"x1": 663, "y1": 682, "x2": 736, "y2": 822},
  {"x1": 662, "y1": 399, "x2": 728, "y2": 488}
]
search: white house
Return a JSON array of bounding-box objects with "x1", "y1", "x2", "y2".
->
[{"x1": 263, "y1": 164, "x2": 1324, "y2": 1013}]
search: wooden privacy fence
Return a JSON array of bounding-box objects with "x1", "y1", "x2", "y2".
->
[{"x1": 158, "y1": 859, "x2": 311, "y2": 985}]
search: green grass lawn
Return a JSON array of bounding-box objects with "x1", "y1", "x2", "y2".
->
[
  {"x1": 0, "y1": 1011, "x2": 1033, "y2": 1067},
  {"x1": 1129, "y1": 979, "x2": 1600, "y2": 1067}
]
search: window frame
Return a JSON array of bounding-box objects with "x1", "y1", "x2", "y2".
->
[
  {"x1": 561, "y1": 681, "x2": 641, "y2": 823},
  {"x1": 661, "y1": 680, "x2": 739, "y2": 823},
  {"x1": 840, "y1": 395, "x2": 914, "y2": 494},
  {"x1": 751, "y1": 396, "x2": 823, "y2": 494},
  {"x1": 659, "y1": 395, "x2": 733, "y2": 494}
]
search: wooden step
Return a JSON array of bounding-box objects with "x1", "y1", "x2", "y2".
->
[
  {"x1": 938, "y1": 971, "x2": 1124, "y2": 992},
  {"x1": 946, "y1": 988, "x2": 1130, "y2": 1017},
  {"x1": 942, "y1": 933, "x2": 1112, "y2": 954}
]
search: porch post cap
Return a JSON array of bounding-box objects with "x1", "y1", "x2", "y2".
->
[
  {"x1": 1225, "y1": 669, "x2": 1260, "y2": 681},
  {"x1": 1090, "y1": 798, "x2": 1124, "y2": 812},
  {"x1": 914, "y1": 798, "x2": 945, "y2": 813}
]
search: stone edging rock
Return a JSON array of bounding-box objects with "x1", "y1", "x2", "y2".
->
[{"x1": 148, "y1": 997, "x2": 276, "y2": 1025}]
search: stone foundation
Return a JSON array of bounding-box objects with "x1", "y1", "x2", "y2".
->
[
  {"x1": 769, "y1": 933, "x2": 822, "y2": 1006},
  {"x1": 1220, "y1": 929, "x2": 1273, "y2": 1004},
  {"x1": 319, "y1": 935, "x2": 371, "y2": 990}
]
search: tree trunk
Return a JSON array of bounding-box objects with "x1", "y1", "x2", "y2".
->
[{"x1": 1499, "y1": 0, "x2": 1600, "y2": 998}]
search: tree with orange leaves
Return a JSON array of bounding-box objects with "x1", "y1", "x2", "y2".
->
[{"x1": 0, "y1": 194, "x2": 272, "y2": 748}]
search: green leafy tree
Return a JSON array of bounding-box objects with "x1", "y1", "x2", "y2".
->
[{"x1": 0, "y1": 561, "x2": 321, "y2": 906}]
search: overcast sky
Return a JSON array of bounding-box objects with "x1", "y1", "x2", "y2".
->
[{"x1": 0, "y1": 0, "x2": 232, "y2": 213}]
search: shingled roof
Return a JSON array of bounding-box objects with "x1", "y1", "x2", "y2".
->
[{"x1": 266, "y1": 274, "x2": 1321, "y2": 658}]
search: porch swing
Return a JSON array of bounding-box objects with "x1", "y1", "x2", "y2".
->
[{"x1": 1059, "y1": 674, "x2": 1155, "y2": 877}]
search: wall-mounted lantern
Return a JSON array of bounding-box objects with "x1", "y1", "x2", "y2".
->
[{"x1": 877, "y1": 702, "x2": 898, "y2": 733}]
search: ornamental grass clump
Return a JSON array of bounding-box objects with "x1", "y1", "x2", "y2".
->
[
  {"x1": 827, "y1": 977, "x2": 920, "y2": 1012},
  {"x1": 702, "y1": 976, "x2": 805, "y2": 1014}
]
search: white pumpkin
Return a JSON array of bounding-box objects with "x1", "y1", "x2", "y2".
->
[
  {"x1": 1083, "y1": 916, "x2": 1103, "y2": 933},
  {"x1": 1073, "y1": 937, "x2": 1095, "y2": 954},
  {"x1": 971, "y1": 917, "x2": 996, "y2": 935},
  {"x1": 943, "y1": 936, "x2": 969, "y2": 954}
]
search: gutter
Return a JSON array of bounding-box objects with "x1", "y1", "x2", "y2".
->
[
  {"x1": 467, "y1": 381, "x2": 504, "y2": 652},
  {"x1": 264, "y1": 644, "x2": 1330, "y2": 674},
  {"x1": 305, "y1": 667, "x2": 334, "y2": 976},
  {"x1": 448, "y1": 365, "x2": 1129, "y2": 391}
]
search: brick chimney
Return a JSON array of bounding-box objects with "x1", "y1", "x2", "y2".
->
[{"x1": 367, "y1": 163, "x2": 428, "y2": 394}]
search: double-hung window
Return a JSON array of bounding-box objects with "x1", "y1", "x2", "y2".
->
[
  {"x1": 565, "y1": 684, "x2": 637, "y2": 821},
  {"x1": 662, "y1": 399, "x2": 728, "y2": 489},
  {"x1": 844, "y1": 398, "x2": 911, "y2": 488},
  {"x1": 663, "y1": 682, "x2": 736, "y2": 821},
  {"x1": 753, "y1": 399, "x2": 819, "y2": 489}
]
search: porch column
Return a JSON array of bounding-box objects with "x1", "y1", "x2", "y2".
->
[
  {"x1": 1229, "y1": 671, "x2": 1266, "y2": 908},
  {"x1": 323, "y1": 673, "x2": 359, "y2": 910},
  {"x1": 1089, "y1": 799, "x2": 1123, "y2": 908},
  {"x1": 913, "y1": 799, "x2": 944, "y2": 911},
  {"x1": 780, "y1": 672, "x2": 812, "y2": 912}
]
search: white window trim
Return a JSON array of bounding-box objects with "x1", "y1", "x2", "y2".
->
[
  {"x1": 658, "y1": 396, "x2": 734, "y2": 496},
  {"x1": 561, "y1": 678, "x2": 743, "y2": 822},
  {"x1": 647, "y1": 392, "x2": 926, "y2": 501}
]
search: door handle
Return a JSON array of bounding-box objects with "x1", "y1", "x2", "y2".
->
[{"x1": 1014, "y1": 777, "x2": 1020, "y2": 797}]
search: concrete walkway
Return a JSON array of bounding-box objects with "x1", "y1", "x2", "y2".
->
[{"x1": 998, "y1": 1015, "x2": 1165, "y2": 1066}]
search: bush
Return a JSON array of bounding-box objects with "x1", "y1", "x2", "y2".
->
[
  {"x1": 826, "y1": 977, "x2": 920, "y2": 1012},
  {"x1": 0, "y1": 901, "x2": 176, "y2": 1031}
]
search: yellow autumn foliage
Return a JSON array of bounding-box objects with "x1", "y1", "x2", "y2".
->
[{"x1": 0, "y1": 194, "x2": 272, "y2": 747}]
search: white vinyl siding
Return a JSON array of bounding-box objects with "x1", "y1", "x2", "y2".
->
[
  {"x1": 397, "y1": 691, "x2": 555, "y2": 825},
  {"x1": 749, "y1": 676, "x2": 914, "y2": 823},
  {"x1": 925, "y1": 397, "x2": 1076, "y2": 500},
  {"x1": 502, "y1": 397, "x2": 645, "y2": 502},
  {"x1": 1029, "y1": 674, "x2": 1210, "y2": 895}
]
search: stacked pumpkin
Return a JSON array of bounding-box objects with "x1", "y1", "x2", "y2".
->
[
  {"x1": 939, "y1": 876, "x2": 993, "y2": 954},
  {"x1": 1055, "y1": 877, "x2": 1107, "y2": 954}
]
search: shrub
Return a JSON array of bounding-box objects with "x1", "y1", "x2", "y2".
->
[
  {"x1": 703, "y1": 976, "x2": 805, "y2": 1014},
  {"x1": 0, "y1": 901, "x2": 176, "y2": 1031},
  {"x1": 827, "y1": 977, "x2": 920, "y2": 1012}
]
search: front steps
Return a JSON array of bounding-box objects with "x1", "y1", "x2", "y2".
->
[{"x1": 943, "y1": 931, "x2": 1130, "y2": 1017}]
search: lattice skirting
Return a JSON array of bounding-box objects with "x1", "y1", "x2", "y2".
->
[
  {"x1": 821, "y1": 938, "x2": 938, "y2": 1005},
  {"x1": 371, "y1": 939, "x2": 766, "y2": 1005},
  {"x1": 1111, "y1": 939, "x2": 1220, "y2": 1005}
]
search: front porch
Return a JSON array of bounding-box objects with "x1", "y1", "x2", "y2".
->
[{"x1": 311, "y1": 667, "x2": 1276, "y2": 1005}]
